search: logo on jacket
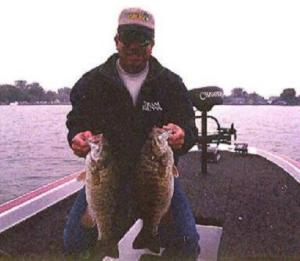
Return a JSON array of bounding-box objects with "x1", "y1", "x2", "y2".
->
[{"x1": 142, "y1": 101, "x2": 163, "y2": 112}]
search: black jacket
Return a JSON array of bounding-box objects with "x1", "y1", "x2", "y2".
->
[{"x1": 66, "y1": 54, "x2": 198, "y2": 164}]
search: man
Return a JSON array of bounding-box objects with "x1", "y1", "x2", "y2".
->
[{"x1": 64, "y1": 7, "x2": 200, "y2": 260}]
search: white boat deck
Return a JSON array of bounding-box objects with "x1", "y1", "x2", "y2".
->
[{"x1": 117, "y1": 219, "x2": 223, "y2": 261}]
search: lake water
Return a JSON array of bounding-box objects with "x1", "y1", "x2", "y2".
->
[{"x1": 0, "y1": 105, "x2": 299, "y2": 204}]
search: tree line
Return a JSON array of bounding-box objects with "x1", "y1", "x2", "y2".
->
[
  {"x1": 0, "y1": 80, "x2": 71, "y2": 105},
  {"x1": 227, "y1": 87, "x2": 300, "y2": 105}
]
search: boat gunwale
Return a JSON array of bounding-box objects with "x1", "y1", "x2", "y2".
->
[
  {"x1": 216, "y1": 144, "x2": 300, "y2": 183},
  {"x1": 0, "y1": 171, "x2": 84, "y2": 233}
]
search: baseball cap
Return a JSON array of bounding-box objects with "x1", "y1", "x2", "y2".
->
[{"x1": 118, "y1": 8, "x2": 155, "y2": 40}]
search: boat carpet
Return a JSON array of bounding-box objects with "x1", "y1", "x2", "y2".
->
[
  {"x1": 0, "y1": 194, "x2": 77, "y2": 259},
  {"x1": 178, "y1": 150, "x2": 300, "y2": 260}
]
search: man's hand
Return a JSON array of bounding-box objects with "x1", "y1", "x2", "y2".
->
[
  {"x1": 71, "y1": 131, "x2": 93, "y2": 158},
  {"x1": 163, "y1": 123, "x2": 185, "y2": 150}
]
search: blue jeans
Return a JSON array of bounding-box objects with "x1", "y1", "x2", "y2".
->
[{"x1": 63, "y1": 178, "x2": 200, "y2": 258}]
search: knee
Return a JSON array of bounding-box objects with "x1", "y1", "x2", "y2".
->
[
  {"x1": 63, "y1": 221, "x2": 97, "y2": 254},
  {"x1": 63, "y1": 218, "x2": 83, "y2": 254},
  {"x1": 63, "y1": 225, "x2": 78, "y2": 254},
  {"x1": 63, "y1": 208, "x2": 80, "y2": 253}
]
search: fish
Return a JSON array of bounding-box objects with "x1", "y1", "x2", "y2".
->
[
  {"x1": 132, "y1": 127, "x2": 179, "y2": 253},
  {"x1": 85, "y1": 134, "x2": 120, "y2": 259}
]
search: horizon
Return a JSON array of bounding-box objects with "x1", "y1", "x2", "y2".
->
[{"x1": 1, "y1": 0, "x2": 299, "y2": 97}]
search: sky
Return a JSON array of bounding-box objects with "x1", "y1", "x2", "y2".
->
[{"x1": 1, "y1": 0, "x2": 300, "y2": 97}]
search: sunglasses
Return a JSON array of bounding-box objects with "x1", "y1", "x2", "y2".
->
[{"x1": 119, "y1": 31, "x2": 153, "y2": 47}]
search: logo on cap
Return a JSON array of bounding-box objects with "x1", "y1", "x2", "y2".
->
[{"x1": 126, "y1": 11, "x2": 150, "y2": 22}]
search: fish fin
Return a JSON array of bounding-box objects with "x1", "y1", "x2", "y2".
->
[
  {"x1": 160, "y1": 208, "x2": 172, "y2": 226},
  {"x1": 76, "y1": 171, "x2": 86, "y2": 181},
  {"x1": 172, "y1": 166, "x2": 179, "y2": 177},
  {"x1": 132, "y1": 228, "x2": 160, "y2": 253}
]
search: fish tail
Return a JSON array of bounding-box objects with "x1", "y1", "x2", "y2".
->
[
  {"x1": 98, "y1": 240, "x2": 119, "y2": 258},
  {"x1": 104, "y1": 244, "x2": 119, "y2": 259},
  {"x1": 132, "y1": 226, "x2": 160, "y2": 253}
]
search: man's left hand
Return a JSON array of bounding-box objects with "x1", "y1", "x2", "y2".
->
[{"x1": 163, "y1": 123, "x2": 185, "y2": 150}]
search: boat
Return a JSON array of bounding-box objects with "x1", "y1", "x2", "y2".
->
[
  {"x1": 8, "y1": 102, "x2": 18, "y2": 106},
  {"x1": 0, "y1": 87, "x2": 299, "y2": 260}
]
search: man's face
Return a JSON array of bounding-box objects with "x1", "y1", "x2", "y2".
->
[{"x1": 115, "y1": 30, "x2": 154, "y2": 73}]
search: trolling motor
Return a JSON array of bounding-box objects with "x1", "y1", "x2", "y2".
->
[{"x1": 189, "y1": 86, "x2": 225, "y2": 174}]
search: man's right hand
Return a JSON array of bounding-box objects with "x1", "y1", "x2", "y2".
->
[{"x1": 71, "y1": 131, "x2": 93, "y2": 158}]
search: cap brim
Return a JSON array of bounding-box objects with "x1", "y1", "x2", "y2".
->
[{"x1": 118, "y1": 24, "x2": 154, "y2": 40}]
